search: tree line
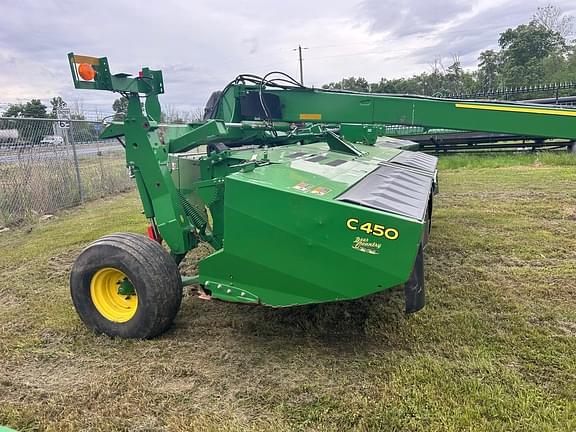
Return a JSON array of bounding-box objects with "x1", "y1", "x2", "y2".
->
[
  {"x1": 0, "y1": 97, "x2": 96, "y2": 145},
  {"x1": 2, "y1": 97, "x2": 86, "y2": 120}
]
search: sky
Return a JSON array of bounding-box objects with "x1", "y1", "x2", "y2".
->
[{"x1": 1, "y1": 0, "x2": 575, "y2": 117}]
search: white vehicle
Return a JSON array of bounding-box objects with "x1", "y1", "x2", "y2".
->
[
  {"x1": 0, "y1": 129, "x2": 18, "y2": 143},
  {"x1": 40, "y1": 135, "x2": 65, "y2": 146}
]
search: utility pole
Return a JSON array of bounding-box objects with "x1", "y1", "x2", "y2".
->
[{"x1": 292, "y1": 45, "x2": 308, "y2": 85}]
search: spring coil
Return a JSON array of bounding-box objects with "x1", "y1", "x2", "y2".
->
[{"x1": 177, "y1": 191, "x2": 207, "y2": 230}]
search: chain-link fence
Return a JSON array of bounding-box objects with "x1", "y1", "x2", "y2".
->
[{"x1": 0, "y1": 117, "x2": 132, "y2": 227}]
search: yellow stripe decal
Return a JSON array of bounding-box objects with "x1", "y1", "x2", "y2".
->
[
  {"x1": 72, "y1": 55, "x2": 100, "y2": 66},
  {"x1": 455, "y1": 103, "x2": 576, "y2": 117},
  {"x1": 299, "y1": 113, "x2": 322, "y2": 121}
]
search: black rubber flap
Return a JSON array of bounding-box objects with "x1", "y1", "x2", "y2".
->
[
  {"x1": 389, "y1": 151, "x2": 438, "y2": 173},
  {"x1": 404, "y1": 243, "x2": 425, "y2": 313},
  {"x1": 337, "y1": 165, "x2": 433, "y2": 221}
]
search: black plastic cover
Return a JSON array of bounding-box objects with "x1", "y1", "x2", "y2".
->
[
  {"x1": 388, "y1": 151, "x2": 438, "y2": 173},
  {"x1": 337, "y1": 165, "x2": 433, "y2": 221},
  {"x1": 240, "y1": 92, "x2": 283, "y2": 119},
  {"x1": 203, "y1": 91, "x2": 222, "y2": 120}
]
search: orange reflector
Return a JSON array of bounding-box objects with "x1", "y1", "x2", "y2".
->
[{"x1": 78, "y1": 63, "x2": 96, "y2": 81}]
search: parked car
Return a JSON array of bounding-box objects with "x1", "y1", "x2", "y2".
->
[
  {"x1": 0, "y1": 129, "x2": 19, "y2": 144},
  {"x1": 40, "y1": 135, "x2": 65, "y2": 146}
]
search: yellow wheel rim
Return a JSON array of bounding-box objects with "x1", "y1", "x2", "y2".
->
[{"x1": 90, "y1": 267, "x2": 138, "y2": 323}]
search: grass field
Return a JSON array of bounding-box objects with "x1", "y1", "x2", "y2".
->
[{"x1": 0, "y1": 153, "x2": 575, "y2": 431}]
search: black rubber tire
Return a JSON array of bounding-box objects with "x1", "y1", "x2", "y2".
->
[{"x1": 70, "y1": 233, "x2": 182, "y2": 339}]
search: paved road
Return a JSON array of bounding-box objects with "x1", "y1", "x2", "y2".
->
[{"x1": 0, "y1": 143, "x2": 123, "y2": 164}]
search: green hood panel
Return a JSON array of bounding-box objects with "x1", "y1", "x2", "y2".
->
[{"x1": 198, "y1": 144, "x2": 435, "y2": 307}]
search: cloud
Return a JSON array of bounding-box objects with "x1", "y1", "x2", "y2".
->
[
  {"x1": 0, "y1": 0, "x2": 575, "y2": 116},
  {"x1": 407, "y1": 0, "x2": 544, "y2": 65},
  {"x1": 359, "y1": 0, "x2": 576, "y2": 67},
  {"x1": 359, "y1": 0, "x2": 473, "y2": 37}
]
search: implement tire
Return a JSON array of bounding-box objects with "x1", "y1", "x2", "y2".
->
[{"x1": 70, "y1": 233, "x2": 182, "y2": 339}]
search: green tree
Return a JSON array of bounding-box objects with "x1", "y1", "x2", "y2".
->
[
  {"x1": 445, "y1": 57, "x2": 464, "y2": 93},
  {"x1": 425, "y1": 59, "x2": 449, "y2": 95},
  {"x1": 366, "y1": 58, "x2": 478, "y2": 97},
  {"x1": 478, "y1": 50, "x2": 500, "y2": 91},
  {"x1": 112, "y1": 97, "x2": 129, "y2": 120},
  {"x1": 499, "y1": 23, "x2": 565, "y2": 66},
  {"x1": 498, "y1": 22, "x2": 566, "y2": 87},
  {"x1": 3, "y1": 99, "x2": 50, "y2": 144},
  {"x1": 323, "y1": 77, "x2": 370, "y2": 92},
  {"x1": 50, "y1": 97, "x2": 67, "y2": 118},
  {"x1": 3, "y1": 104, "x2": 24, "y2": 117},
  {"x1": 3, "y1": 100, "x2": 48, "y2": 118},
  {"x1": 21, "y1": 99, "x2": 48, "y2": 118}
]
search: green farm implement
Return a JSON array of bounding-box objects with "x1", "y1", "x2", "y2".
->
[{"x1": 67, "y1": 53, "x2": 576, "y2": 338}]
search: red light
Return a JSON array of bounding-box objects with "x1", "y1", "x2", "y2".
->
[
  {"x1": 78, "y1": 63, "x2": 96, "y2": 81},
  {"x1": 147, "y1": 225, "x2": 162, "y2": 243}
]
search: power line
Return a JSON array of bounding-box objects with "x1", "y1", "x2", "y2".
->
[{"x1": 292, "y1": 45, "x2": 309, "y2": 84}]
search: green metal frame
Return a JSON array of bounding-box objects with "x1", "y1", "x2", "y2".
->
[
  {"x1": 211, "y1": 84, "x2": 576, "y2": 144},
  {"x1": 67, "y1": 53, "x2": 576, "y2": 308}
]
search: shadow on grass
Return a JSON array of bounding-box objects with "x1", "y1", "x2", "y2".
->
[
  {"x1": 178, "y1": 285, "x2": 409, "y2": 350},
  {"x1": 177, "y1": 246, "x2": 410, "y2": 349}
]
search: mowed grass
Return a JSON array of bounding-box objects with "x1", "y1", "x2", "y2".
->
[
  {"x1": 0, "y1": 152, "x2": 575, "y2": 431},
  {"x1": 437, "y1": 150, "x2": 576, "y2": 170}
]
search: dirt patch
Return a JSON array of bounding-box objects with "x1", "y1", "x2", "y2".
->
[
  {"x1": 0, "y1": 360, "x2": 94, "y2": 394},
  {"x1": 557, "y1": 320, "x2": 576, "y2": 337},
  {"x1": 46, "y1": 248, "x2": 78, "y2": 279},
  {"x1": 0, "y1": 292, "x2": 23, "y2": 308},
  {"x1": 562, "y1": 206, "x2": 576, "y2": 221},
  {"x1": 179, "y1": 242, "x2": 213, "y2": 276}
]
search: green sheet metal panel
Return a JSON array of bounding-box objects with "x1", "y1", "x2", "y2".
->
[{"x1": 198, "y1": 161, "x2": 425, "y2": 307}]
